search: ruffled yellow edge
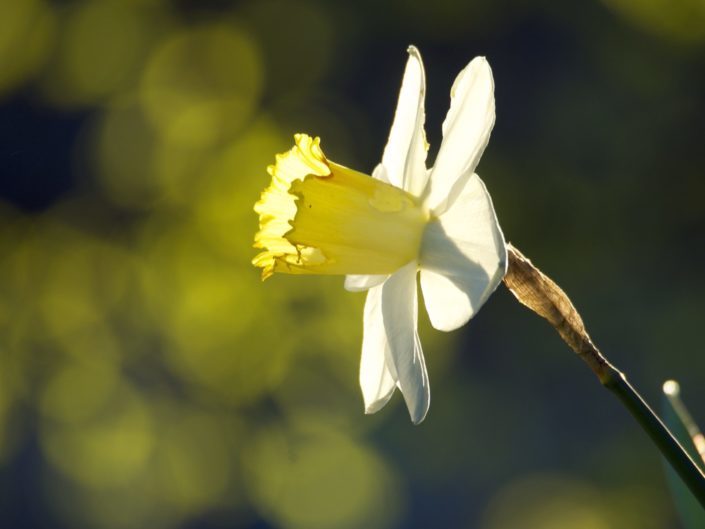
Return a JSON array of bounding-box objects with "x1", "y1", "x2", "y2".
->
[{"x1": 252, "y1": 134, "x2": 331, "y2": 280}]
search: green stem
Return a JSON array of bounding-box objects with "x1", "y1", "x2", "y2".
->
[{"x1": 602, "y1": 367, "x2": 705, "y2": 508}]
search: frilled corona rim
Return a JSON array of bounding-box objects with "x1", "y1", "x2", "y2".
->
[{"x1": 252, "y1": 134, "x2": 331, "y2": 280}]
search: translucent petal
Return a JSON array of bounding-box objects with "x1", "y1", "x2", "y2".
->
[
  {"x1": 424, "y1": 57, "x2": 495, "y2": 215},
  {"x1": 381, "y1": 261, "x2": 430, "y2": 424},
  {"x1": 420, "y1": 173, "x2": 506, "y2": 332},
  {"x1": 345, "y1": 274, "x2": 388, "y2": 292},
  {"x1": 371, "y1": 163, "x2": 389, "y2": 184},
  {"x1": 360, "y1": 282, "x2": 397, "y2": 413},
  {"x1": 380, "y1": 45, "x2": 429, "y2": 196}
]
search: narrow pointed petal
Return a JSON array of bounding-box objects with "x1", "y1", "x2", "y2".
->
[
  {"x1": 381, "y1": 261, "x2": 430, "y2": 424},
  {"x1": 371, "y1": 163, "x2": 389, "y2": 184},
  {"x1": 424, "y1": 57, "x2": 495, "y2": 215},
  {"x1": 345, "y1": 274, "x2": 389, "y2": 292},
  {"x1": 360, "y1": 282, "x2": 397, "y2": 413},
  {"x1": 380, "y1": 46, "x2": 429, "y2": 196},
  {"x1": 420, "y1": 173, "x2": 506, "y2": 332}
]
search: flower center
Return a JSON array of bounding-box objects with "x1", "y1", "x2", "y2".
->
[{"x1": 253, "y1": 134, "x2": 428, "y2": 279}]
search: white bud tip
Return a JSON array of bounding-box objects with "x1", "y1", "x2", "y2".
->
[{"x1": 663, "y1": 380, "x2": 680, "y2": 396}]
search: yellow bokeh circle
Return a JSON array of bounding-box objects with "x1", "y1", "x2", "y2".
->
[
  {"x1": 40, "y1": 382, "x2": 153, "y2": 488},
  {"x1": 141, "y1": 24, "x2": 263, "y2": 148},
  {"x1": 244, "y1": 420, "x2": 403, "y2": 529}
]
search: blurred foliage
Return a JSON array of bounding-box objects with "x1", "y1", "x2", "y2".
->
[
  {"x1": 0, "y1": 0, "x2": 704, "y2": 528},
  {"x1": 601, "y1": 0, "x2": 705, "y2": 43}
]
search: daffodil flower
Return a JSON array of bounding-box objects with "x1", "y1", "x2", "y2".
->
[{"x1": 253, "y1": 46, "x2": 507, "y2": 424}]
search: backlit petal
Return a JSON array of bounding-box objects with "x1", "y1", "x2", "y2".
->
[
  {"x1": 380, "y1": 46, "x2": 429, "y2": 196},
  {"x1": 381, "y1": 261, "x2": 430, "y2": 424},
  {"x1": 420, "y1": 173, "x2": 506, "y2": 331},
  {"x1": 371, "y1": 163, "x2": 389, "y2": 184},
  {"x1": 360, "y1": 282, "x2": 397, "y2": 413},
  {"x1": 424, "y1": 57, "x2": 495, "y2": 215},
  {"x1": 345, "y1": 274, "x2": 389, "y2": 292}
]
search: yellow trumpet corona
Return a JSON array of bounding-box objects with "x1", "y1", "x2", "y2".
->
[{"x1": 253, "y1": 134, "x2": 429, "y2": 280}]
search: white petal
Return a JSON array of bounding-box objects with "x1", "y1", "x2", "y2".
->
[
  {"x1": 360, "y1": 282, "x2": 397, "y2": 413},
  {"x1": 420, "y1": 173, "x2": 507, "y2": 332},
  {"x1": 380, "y1": 45, "x2": 429, "y2": 196},
  {"x1": 424, "y1": 57, "x2": 495, "y2": 215},
  {"x1": 371, "y1": 163, "x2": 389, "y2": 184},
  {"x1": 345, "y1": 274, "x2": 389, "y2": 292},
  {"x1": 381, "y1": 261, "x2": 430, "y2": 424}
]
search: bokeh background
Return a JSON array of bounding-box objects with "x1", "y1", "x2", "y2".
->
[{"x1": 1, "y1": 0, "x2": 704, "y2": 527}]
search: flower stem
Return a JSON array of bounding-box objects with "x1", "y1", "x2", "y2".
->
[
  {"x1": 503, "y1": 243, "x2": 705, "y2": 508},
  {"x1": 602, "y1": 368, "x2": 705, "y2": 507}
]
